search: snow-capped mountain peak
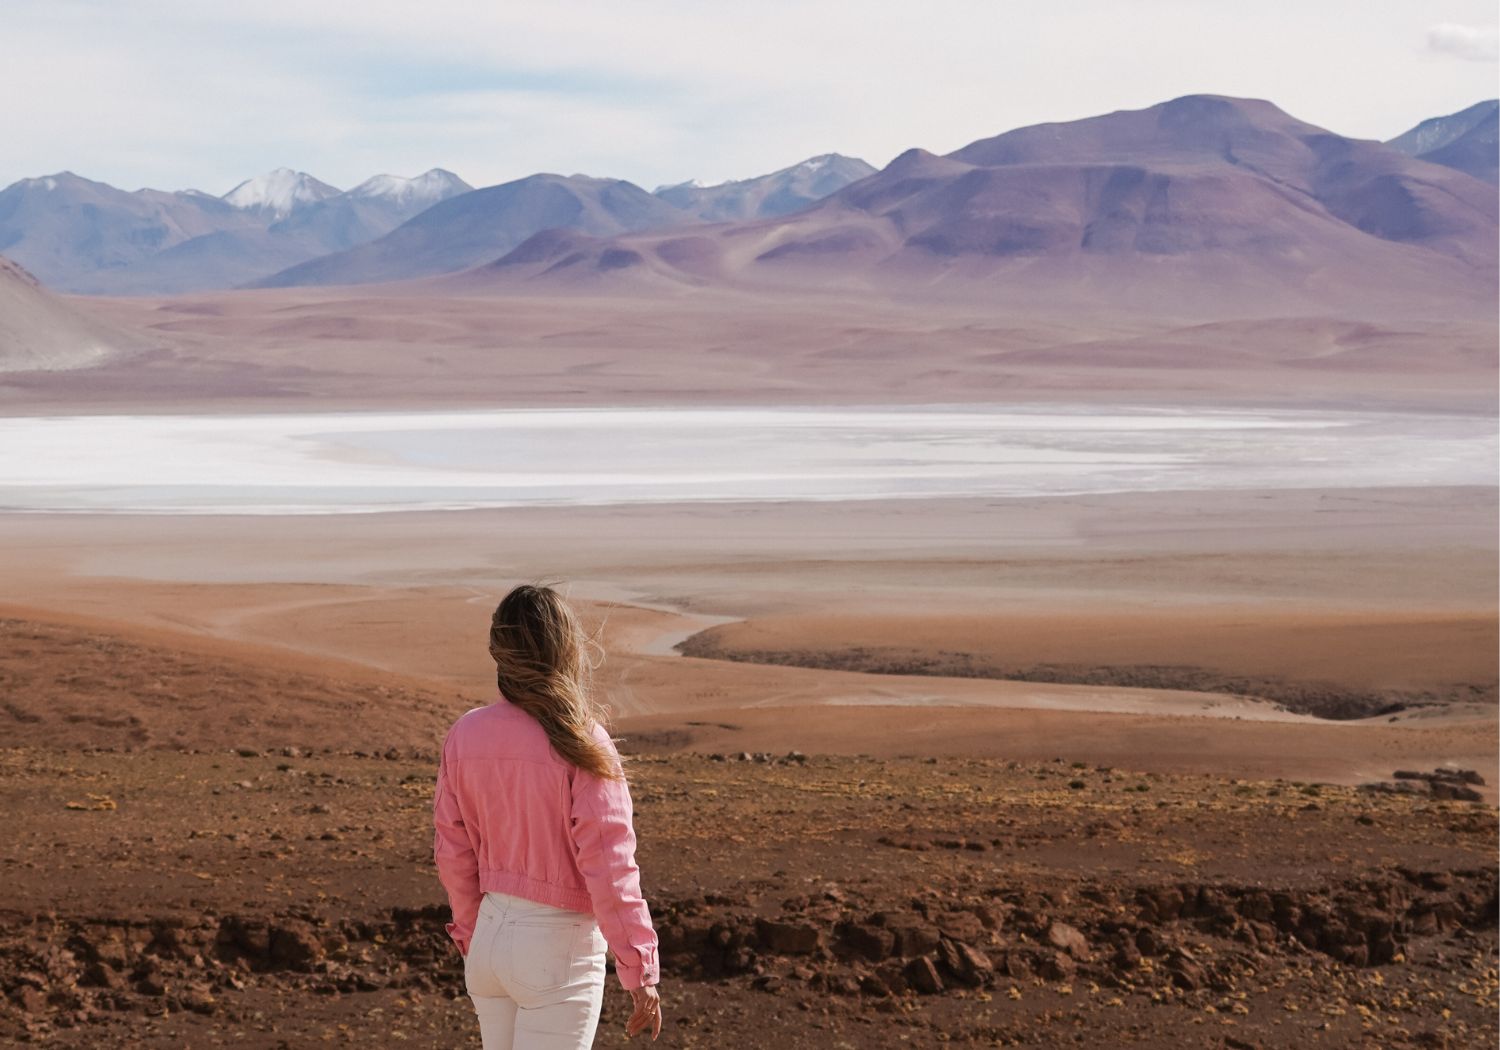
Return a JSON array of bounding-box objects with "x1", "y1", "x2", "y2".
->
[
  {"x1": 347, "y1": 168, "x2": 471, "y2": 206},
  {"x1": 652, "y1": 178, "x2": 705, "y2": 193},
  {"x1": 222, "y1": 168, "x2": 341, "y2": 218},
  {"x1": 794, "y1": 155, "x2": 836, "y2": 174}
]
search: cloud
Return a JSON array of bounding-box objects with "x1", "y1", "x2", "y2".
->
[
  {"x1": 1426, "y1": 22, "x2": 1500, "y2": 62},
  {"x1": 2, "y1": 2, "x2": 1499, "y2": 193}
]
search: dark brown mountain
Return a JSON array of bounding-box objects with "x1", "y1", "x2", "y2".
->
[{"x1": 471, "y1": 95, "x2": 1498, "y2": 318}]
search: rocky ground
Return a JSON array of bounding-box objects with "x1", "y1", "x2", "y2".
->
[{"x1": 2, "y1": 741, "x2": 1495, "y2": 1049}]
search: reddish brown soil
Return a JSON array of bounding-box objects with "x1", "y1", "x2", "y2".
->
[{"x1": 1, "y1": 618, "x2": 1495, "y2": 1049}]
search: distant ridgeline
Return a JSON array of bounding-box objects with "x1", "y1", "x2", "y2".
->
[
  {"x1": 0, "y1": 156, "x2": 875, "y2": 296},
  {"x1": 0, "y1": 96, "x2": 1494, "y2": 312}
]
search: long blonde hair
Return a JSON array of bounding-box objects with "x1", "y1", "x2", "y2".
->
[{"x1": 488, "y1": 583, "x2": 625, "y2": 782}]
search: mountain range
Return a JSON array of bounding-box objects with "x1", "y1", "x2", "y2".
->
[
  {"x1": 0, "y1": 155, "x2": 876, "y2": 296},
  {"x1": 250, "y1": 155, "x2": 880, "y2": 289},
  {"x1": 0, "y1": 168, "x2": 471, "y2": 295},
  {"x1": 1386, "y1": 99, "x2": 1498, "y2": 186},
  {"x1": 454, "y1": 95, "x2": 1496, "y2": 316},
  {"x1": 0, "y1": 98, "x2": 1494, "y2": 311},
  {"x1": 653, "y1": 155, "x2": 878, "y2": 222}
]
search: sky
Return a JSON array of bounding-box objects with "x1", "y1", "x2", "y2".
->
[{"x1": 2, "y1": 1, "x2": 1497, "y2": 195}]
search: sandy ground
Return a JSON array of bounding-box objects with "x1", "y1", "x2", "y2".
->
[
  {"x1": 1, "y1": 283, "x2": 1496, "y2": 1045},
  {"x1": 1, "y1": 484, "x2": 1493, "y2": 795},
  {"x1": 0, "y1": 287, "x2": 1495, "y2": 414}
]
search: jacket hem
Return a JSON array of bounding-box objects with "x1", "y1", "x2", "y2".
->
[{"x1": 479, "y1": 868, "x2": 595, "y2": 914}]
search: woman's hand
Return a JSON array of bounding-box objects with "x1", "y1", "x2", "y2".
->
[{"x1": 626, "y1": 983, "x2": 662, "y2": 1040}]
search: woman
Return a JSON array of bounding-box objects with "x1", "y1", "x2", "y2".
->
[{"x1": 433, "y1": 583, "x2": 663, "y2": 1048}]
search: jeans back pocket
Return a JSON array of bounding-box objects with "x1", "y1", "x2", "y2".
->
[{"x1": 506, "y1": 920, "x2": 585, "y2": 996}]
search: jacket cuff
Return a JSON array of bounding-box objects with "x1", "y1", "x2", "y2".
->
[
  {"x1": 446, "y1": 920, "x2": 472, "y2": 958},
  {"x1": 613, "y1": 944, "x2": 660, "y2": 989}
]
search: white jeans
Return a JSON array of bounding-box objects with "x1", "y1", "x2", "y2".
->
[{"x1": 464, "y1": 890, "x2": 608, "y2": 1050}]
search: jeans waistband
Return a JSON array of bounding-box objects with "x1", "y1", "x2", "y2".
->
[{"x1": 478, "y1": 890, "x2": 592, "y2": 923}]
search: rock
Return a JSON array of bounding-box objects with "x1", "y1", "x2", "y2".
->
[
  {"x1": 1417, "y1": 870, "x2": 1453, "y2": 891},
  {"x1": 1138, "y1": 886, "x2": 1185, "y2": 922},
  {"x1": 973, "y1": 904, "x2": 1003, "y2": 931},
  {"x1": 996, "y1": 950, "x2": 1031, "y2": 979},
  {"x1": 8, "y1": 985, "x2": 46, "y2": 1013},
  {"x1": 750, "y1": 974, "x2": 783, "y2": 993},
  {"x1": 842, "y1": 923, "x2": 895, "y2": 961},
  {"x1": 827, "y1": 973, "x2": 862, "y2": 996},
  {"x1": 1236, "y1": 890, "x2": 1274, "y2": 924},
  {"x1": 1135, "y1": 927, "x2": 1167, "y2": 956},
  {"x1": 219, "y1": 917, "x2": 271, "y2": 961},
  {"x1": 1166, "y1": 950, "x2": 1205, "y2": 991},
  {"x1": 1430, "y1": 781, "x2": 1482, "y2": 802},
  {"x1": 873, "y1": 960, "x2": 909, "y2": 995},
  {"x1": 1045, "y1": 922, "x2": 1091, "y2": 960},
  {"x1": 754, "y1": 918, "x2": 821, "y2": 955},
  {"x1": 858, "y1": 973, "x2": 892, "y2": 997},
  {"x1": 936, "y1": 935, "x2": 994, "y2": 986},
  {"x1": 72, "y1": 931, "x2": 129, "y2": 969},
  {"x1": 1334, "y1": 942, "x2": 1369, "y2": 966},
  {"x1": 177, "y1": 982, "x2": 217, "y2": 1015},
  {"x1": 79, "y1": 961, "x2": 126, "y2": 990},
  {"x1": 1277, "y1": 900, "x2": 1311, "y2": 939},
  {"x1": 235, "y1": 747, "x2": 261, "y2": 758},
  {"x1": 1238, "y1": 919, "x2": 1278, "y2": 949},
  {"x1": 888, "y1": 921, "x2": 941, "y2": 958},
  {"x1": 1039, "y1": 950, "x2": 1075, "y2": 980},
  {"x1": 934, "y1": 910, "x2": 987, "y2": 944},
  {"x1": 1394, "y1": 768, "x2": 1485, "y2": 787},
  {"x1": 724, "y1": 946, "x2": 756, "y2": 973},
  {"x1": 1408, "y1": 908, "x2": 1439, "y2": 936},
  {"x1": 134, "y1": 969, "x2": 167, "y2": 996},
  {"x1": 1111, "y1": 939, "x2": 1142, "y2": 972},
  {"x1": 1360, "y1": 780, "x2": 1428, "y2": 797},
  {"x1": 268, "y1": 921, "x2": 324, "y2": 970},
  {"x1": 903, "y1": 955, "x2": 944, "y2": 994}
]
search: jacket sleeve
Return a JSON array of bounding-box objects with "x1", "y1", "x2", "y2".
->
[
  {"x1": 569, "y1": 729, "x2": 660, "y2": 989},
  {"x1": 432, "y1": 731, "x2": 482, "y2": 957}
]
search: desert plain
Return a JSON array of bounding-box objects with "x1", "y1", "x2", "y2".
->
[{"x1": 0, "y1": 277, "x2": 1495, "y2": 1050}]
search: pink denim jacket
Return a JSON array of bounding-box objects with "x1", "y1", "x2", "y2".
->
[{"x1": 432, "y1": 696, "x2": 660, "y2": 989}]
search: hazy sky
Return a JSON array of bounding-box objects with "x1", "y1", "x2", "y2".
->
[{"x1": 3, "y1": 1, "x2": 1496, "y2": 194}]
